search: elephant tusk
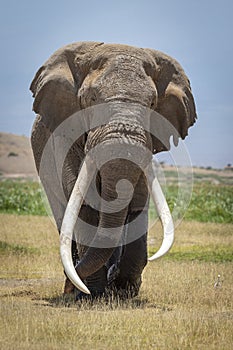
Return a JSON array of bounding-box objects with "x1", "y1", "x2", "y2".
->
[
  {"x1": 60, "y1": 157, "x2": 96, "y2": 294},
  {"x1": 146, "y1": 164, "x2": 174, "y2": 261}
]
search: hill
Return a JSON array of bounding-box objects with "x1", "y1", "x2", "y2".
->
[{"x1": 0, "y1": 132, "x2": 37, "y2": 179}]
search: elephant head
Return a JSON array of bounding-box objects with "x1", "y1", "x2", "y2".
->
[{"x1": 30, "y1": 42, "x2": 197, "y2": 297}]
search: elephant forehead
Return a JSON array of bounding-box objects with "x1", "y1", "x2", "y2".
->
[{"x1": 91, "y1": 44, "x2": 155, "y2": 66}]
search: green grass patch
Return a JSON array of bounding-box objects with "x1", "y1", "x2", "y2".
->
[
  {"x1": 168, "y1": 247, "x2": 233, "y2": 263},
  {"x1": 159, "y1": 245, "x2": 233, "y2": 263},
  {"x1": 0, "y1": 240, "x2": 39, "y2": 255}
]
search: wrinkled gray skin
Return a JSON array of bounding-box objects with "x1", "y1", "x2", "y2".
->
[{"x1": 30, "y1": 42, "x2": 196, "y2": 298}]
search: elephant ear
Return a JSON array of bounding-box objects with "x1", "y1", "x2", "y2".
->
[
  {"x1": 30, "y1": 41, "x2": 103, "y2": 131},
  {"x1": 144, "y1": 49, "x2": 197, "y2": 153},
  {"x1": 30, "y1": 42, "x2": 104, "y2": 230}
]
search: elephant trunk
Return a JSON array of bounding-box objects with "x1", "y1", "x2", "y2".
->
[
  {"x1": 76, "y1": 157, "x2": 142, "y2": 280},
  {"x1": 60, "y1": 155, "x2": 143, "y2": 293}
]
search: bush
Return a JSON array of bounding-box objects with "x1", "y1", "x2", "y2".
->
[{"x1": 0, "y1": 180, "x2": 47, "y2": 215}]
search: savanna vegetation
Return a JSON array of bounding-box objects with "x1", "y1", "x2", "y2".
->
[
  {"x1": 0, "y1": 176, "x2": 232, "y2": 223},
  {"x1": 0, "y1": 170, "x2": 232, "y2": 349}
]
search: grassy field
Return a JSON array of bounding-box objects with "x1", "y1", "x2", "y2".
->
[
  {"x1": 0, "y1": 216, "x2": 233, "y2": 349},
  {"x1": 0, "y1": 172, "x2": 233, "y2": 349}
]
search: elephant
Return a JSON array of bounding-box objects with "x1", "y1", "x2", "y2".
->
[{"x1": 30, "y1": 41, "x2": 197, "y2": 299}]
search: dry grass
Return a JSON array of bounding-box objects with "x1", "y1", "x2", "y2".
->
[{"x1": 0, "y1": 214, "x2": 233, "y2": 349}]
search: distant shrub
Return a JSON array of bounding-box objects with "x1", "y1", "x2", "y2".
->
[{"x1": 8, "y1": 152, "x2": 18, "y2": 157}]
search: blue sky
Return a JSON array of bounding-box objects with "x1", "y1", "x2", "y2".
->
[{"x1": 0, "y1": 0, "x2": 232, "y2": 168}]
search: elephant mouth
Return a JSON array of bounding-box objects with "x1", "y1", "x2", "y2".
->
[{"x1": 60, "y1": 156, "x2": 174, "y2": 295}]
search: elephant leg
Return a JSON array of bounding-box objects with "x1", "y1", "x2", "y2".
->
[{"x1": 108, "y1": 210, "x2": 148, "y2": 297}]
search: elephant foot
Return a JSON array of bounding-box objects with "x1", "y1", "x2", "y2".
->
[
  {"x1": 107, "y1": 263, "x2": 142, "y2": 299},
  {"x1": 107, "y1": 276, "x2": 142, "y2": 299}
]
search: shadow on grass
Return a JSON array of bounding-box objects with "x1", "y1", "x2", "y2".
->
[
  {"x1": 42, "y1": 292, "x2": 172, "y2": 312},
  {"x1": 0, "y1": 277, "x2": 171, "y2": 312}
]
